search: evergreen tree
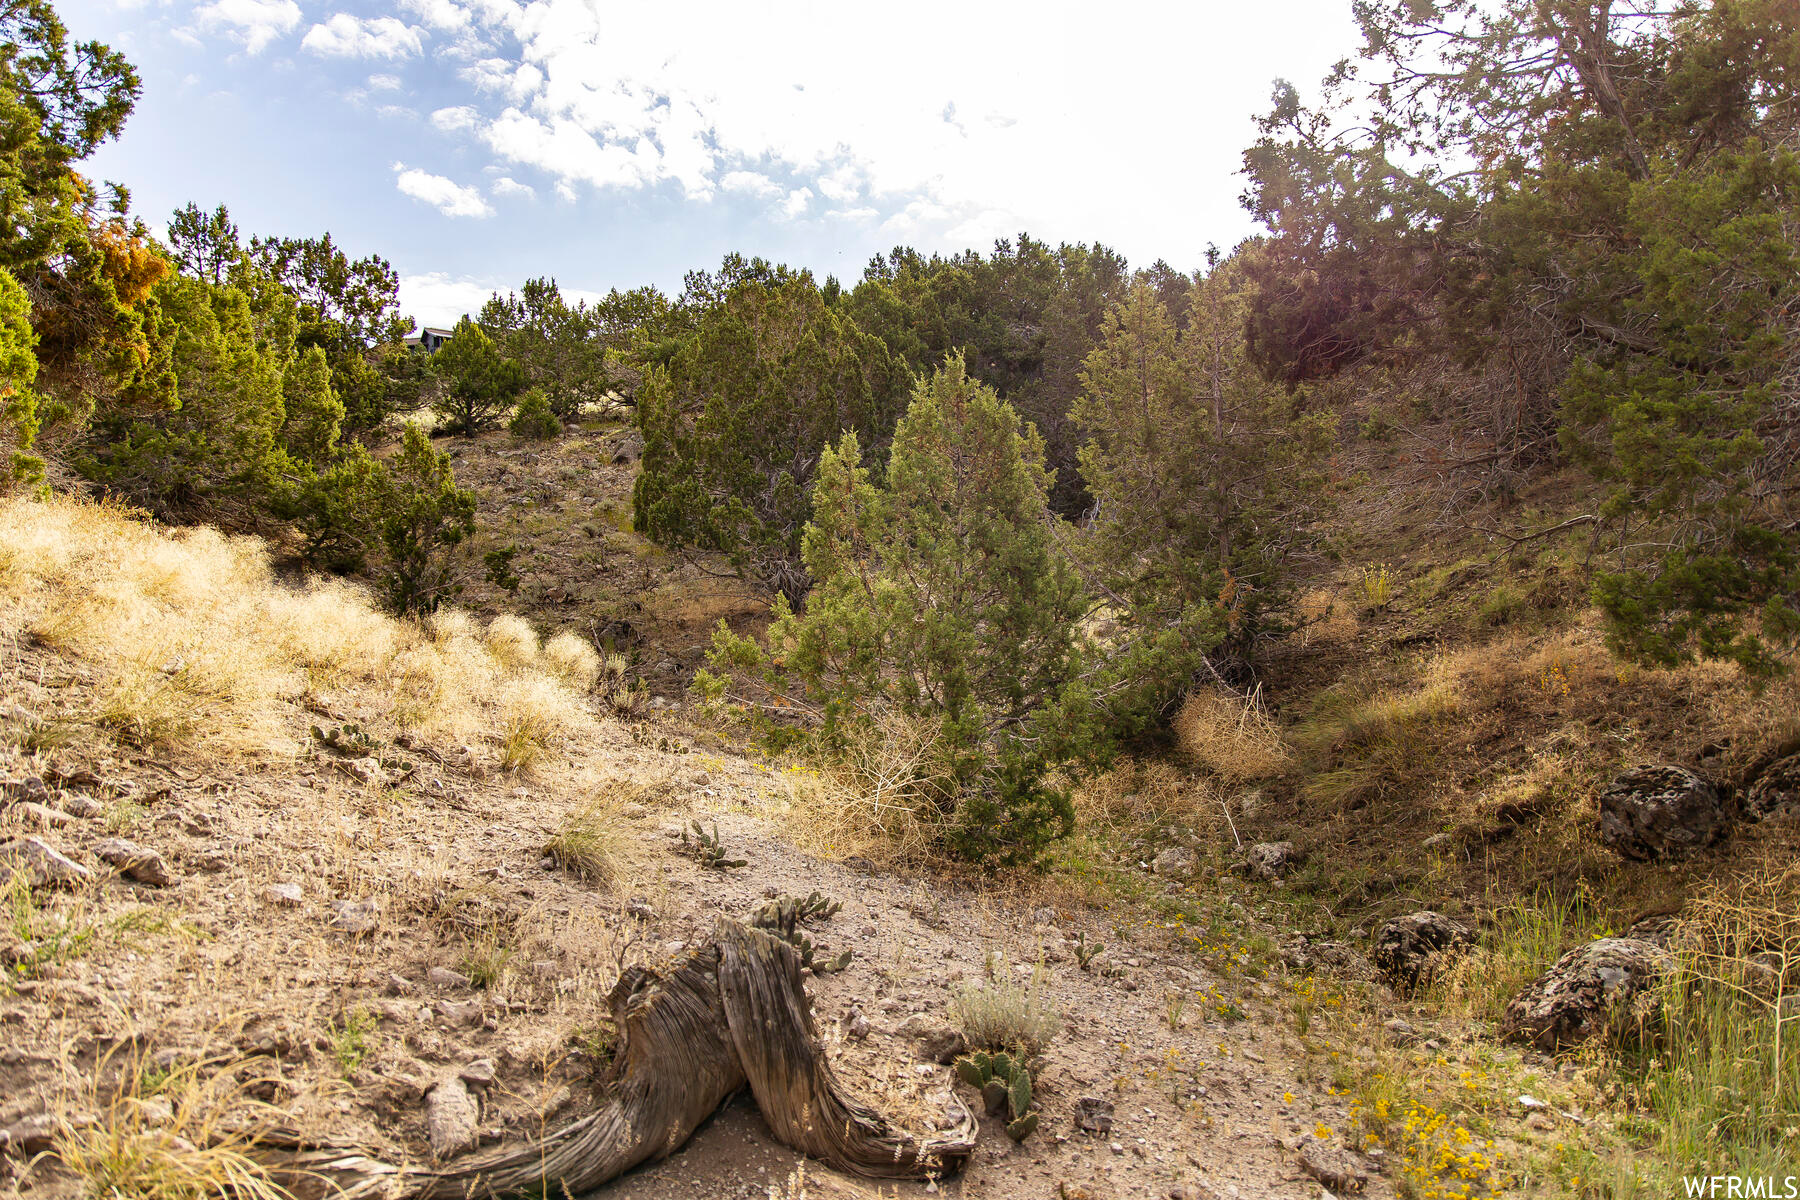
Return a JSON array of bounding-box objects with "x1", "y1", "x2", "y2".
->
[
  {"x1": 378, "y1": 423, "x2": 476, "y2": 615},
  {"x1": 432, "y1": 316, "x2": 525, "y2": 436},
  {"x1": 701, "y1": 357, "x2": 1086, "y2": 863},
  {"x1": 1074, "y1": 263, "x2": 1333, "y2": 667},
  {"x1": 632, "y1": 270, "x2": 905, "y2": 603},
  {"x1": 0, "y1": 265, "x2": 42, "y2": 483}
]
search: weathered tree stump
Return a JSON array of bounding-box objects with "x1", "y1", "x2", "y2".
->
[{"x1": 271, "y1": 920, "x2": 976, "y2": 1198}]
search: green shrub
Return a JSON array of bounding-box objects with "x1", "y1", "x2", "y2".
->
[{"x1": 508, "y1": 387, "x2": 561, "y2": 440}]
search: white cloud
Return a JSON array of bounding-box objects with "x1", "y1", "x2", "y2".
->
[
  {"x1": 491, "y1": 176, "x2": 535, "y2": 198},
  {"x1": 399, "y1": 272, "x2": 606, "y2": 328},
  {"x1": 338, "y1": 0, "x2": 1358, "y2": 260},
  {"x1": 368, "y1": 73, "x2": 402, "y2": 90},
  {"x1": 781, "y1": 187, "x2": 813, "y2": 219},
  {"x1": 431, "y1": 105, "x2": 479, "y2": 132},
  {"x1": 720, "y1": 170, "x2": 781, "y2": 199},
  {"x1": 302, "y1": 14, "x2": 424, "y2": 59},
  {"x1": 194, "y1": 0, "x2": 300, "y2": 53},
  {"x1": 399, "y1": 0, "x2": 469, "y2": 31},
  {"x1": 394, "y1": 165, "x2": 495, "y2": 218}
]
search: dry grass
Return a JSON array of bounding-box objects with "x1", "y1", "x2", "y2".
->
[
  {"x1": 52, "y1": 1050, "x2": 291, "y2": 1200},
  {"x1": 543, "y1": 796, "x2": 621, "y2": 883},
  {"x1": 951, "y1": 953, "x2": 1061, "y2": 1056},
  {"x1": 1173, "y1": 687, "x2": 1291, "y2": 784},
  {"x1": 0, "y1": 493, "x2": 604, "y2": 764},
  {"x1": 770, "y1": 711, "x2": 953, "y2": 864}
]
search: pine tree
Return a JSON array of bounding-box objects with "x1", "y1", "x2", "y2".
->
[{"x1": 432, "y1": 317, "x2": 525, "y2": 436}]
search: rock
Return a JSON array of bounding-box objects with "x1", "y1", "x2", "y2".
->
[
  {"x1": 458, "y1": 1059, "x2": 496, "y2": 1085},
  {"x1": 1281, "y1": 935, "x2": 1374, "y2": 980},
  {"x1": 1382, "y1": 1018, "x2": 1418, "y2": 1045},
  {"x1": 16, "y1": 801, "x2": 74, "y2": 827},
  {"x1": 611, "y1": 431, "x2": 645, "y2": 464},
  {"x1": 428, "y1": 967, "x2": 473, "y2": 989},
  {"x1": 1499, "y1": 937, "x2": 1672, "y2": 1052},
  {"x1": 1598, "y1": 764, "x2": 1730, "y2": 861},
  {"x1": 329, "y1": 899, "x2": 379, "y2": 935},
  {"x1": 0, "y1": 837, "x2": 92, "y2": 887},
  {"x1": 264, "y1": 882, "x2": 304, "y2": 906},
  {"x1": 894, "y1": 1013, "x2": 934, "y2": 1038},
  {"x1": 1745, "y1": 753, "x2": 1800, "y2": 822},
  {"x1": 0, "y1": 1112, "x2": 58, "y2": 1155},
  {"x1": 1420, "y1": 832, "x2": 1452, "y2": 851},
  {"x1": 425, "y1": 1076, "x2": 481, "y2": 1160},
  {"x1": 386, "y1": 973, "x2": 417, "y2": 995},
  {"x1": 1239, "y1": 841, "x2": 1297, "y2": 882},
  {"x1": 1152, "y1": 846, "x2": 1201, "y2": 880},
  {"x1": 1073, "y1": 1096, "x2": 1115, "y2": 1134},
  {"x1": 624, "y1": 899, "x2": 657, "y2": 922},
  {"x1": 92, "y1": 838, "x2": 174, "y2": 886},
  {"x1": 914, "y1": 1027, "x2": 967, "y2": 1065},
  {"x1": 1, "y1": 775, "x2": 51, "y2": 804},
  {"x1": 845, "y1": 1010, "x2": 871, "y2": 1040},
  {"x1": 61, "y1": 795, "x2": 104, "y2": 819},
  {"x1": 1298, "y1": 1138, "x2": 1368, "y2": 1193},
  {"x1": 435, "y1": 999, "x2": 483, "y2": 1027},
  {"x1": 1372, "y1": 911, "x2": 1475, "y2": 988}
]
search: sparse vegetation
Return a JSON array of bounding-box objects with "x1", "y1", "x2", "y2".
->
[
  {"x1": 951, "y1": 955, "x2": 1060, "y2": 1057},
  {"x1": 544, "y1": 799, "x2": 619, "y2": 883}
]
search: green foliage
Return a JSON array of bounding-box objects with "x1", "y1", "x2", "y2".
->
[
  {"x1": 310, "y1": 722, "x2": 374, "y2": 756},
  {"x1": 483, "y1": 544, "x2": 521, "y2": 593},
  {"x1": 78, "y1": 273, "x2": 287, "y2": 518},
  {"x1": 280, "y1": 344, "x2": 343, "y2": 463},
  {"x1": 748, "y1": 892, "x2": 850, "y2": 971},
  {"x1": 376, "y1": 424, "x2": 476, "y2": 615},
  {"x1": 432, "y1": 316, "x2": 525, "y2": 436},
  {"x1": 480, "y1": 277, "x2": 607, "y2": 421},
  {"x1": 702, "y1": 357, "x2": 1086, "y2": 863},
  {"x1": 0, "y1": 265, "x2": 42, "y2": 483},
  {"x1": 508, "y1": 386, "x2": 561, "y2": 440},
  {"x1": 953, "y1": 1051, "x2": 1039, "y2": 1142},
  {"x1": 632, "y1": 269, "x2": 905, "y2": 603},
  {"x1": 1075, "y1": 262, "x2": 1332, "y2": 676},
  {"x1": 1242, "y1": 0, "x2": 1800, "y2": 671},
  {"x1": 1073, "y1": 929, "x2": 1104, "y2": 972}
]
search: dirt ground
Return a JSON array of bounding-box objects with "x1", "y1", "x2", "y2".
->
[{"x1": 0, "y1": 639, "x2": 1369, "y2": 1199}]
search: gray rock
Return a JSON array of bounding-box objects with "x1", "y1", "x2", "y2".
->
[
  {"x1": 1073, "y1": 1096, "x2": 1115, "y2": 1134},
  {"x1": 15, "y1": 801, "x2": 73, "y2": 827},
  {"x1": 914, "y1": 1027, "x2": 967, "y2": 1065},
  {"x1": 458, "y1": 1058, "x2": 496, "y2": 1085},
  {"x1": 1499, "y1": 937, "x2": 1672, "y2": 1052},
  {"x1": 0, "y1": 836, "x2": 92, "y2": 887},
  {"x1": 1598, "y1": 764, "x2": 1730, "y2": 861},
  {"x1": 844, "y1": 1010, "x2": 871, "y2": 1040},
  {"x1": 1, "y1": 775, "x2": 51, "y2": 804},
  {"x1": 1745, "y1": 753, "x2": 1800, "y2": 822},
  {"x1": 1152, "y1": 845, "x2": 1201, "y2": 880},
  {"x1": 435, "y1": 999, "x2": 483, "y2": 1027},
  {"x1": 1281, "y1": 935, "x2": 1374, "y2": 980},
  {"x1": 0, "y1": 1112, "x2": 58, "y2": 1155},
  {"x1": 264, "y1": 882, "x2": 304, "y2": 906},
  {"x1": 1383, "y1": 1018, "x2": 1418, "y2": 1045},
  {"x1": 61, "y1": 795, "x2": 105, "y2": 819},
  {"x1": 428, "y1": 967, "x2": 473, "y2": 989},
  {"x1": 425, "y1": 1076, "x2": 481, "y2": 1159},
  {"x1": 93, "y1": 838, "x2": 174, "y2": 886},
  {"x1": 1297, "y1": 1138, "x2": 1369, "y2": 1193},
  {"x1": 1240, "y1": 841, "x2": 1297, "y2": 882},
  {"x1": 1372, "y1": 911, "x2": 1475, "y2": 988},
  {"x1": 329, "y1": 898, "x2": 379, "y2": 935}
]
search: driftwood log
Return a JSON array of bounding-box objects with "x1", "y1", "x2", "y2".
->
[{"x1": 272, "y1": 919, "x2": 977, "y2": 1198}]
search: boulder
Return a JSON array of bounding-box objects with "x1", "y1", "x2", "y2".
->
[
  {"x1": 1744, "y1": 752, "x2": 1800, "y2": 822},
  {"x1": 1598, "y1": 764, "x2": 1730, "y2": 860},
  {"x1": 1239, "y1": 841, "x2": 1297, "y2": 882},
  {"x1": 1499, "y1": 937, "x2": 1672, "y2": 1052},
  {"x1": 1152, "y1": 846, "x2": 1201, "y2": 880},
  {"x1": 1372, "y1": 911, "x2": 1475, "y2": 988},
  {"x1": 914, "y1": 1026, "x2": 967, "y2": 1065},
  {"x1": 263, "y1": 882, "x2": 304, "y2": 906}
]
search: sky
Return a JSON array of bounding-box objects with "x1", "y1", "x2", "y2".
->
[{"x1": 65, "y1": 0, "x2": 1361, "y2": 330}]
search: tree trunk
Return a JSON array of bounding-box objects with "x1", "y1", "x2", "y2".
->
[{"x1": 270, "y1": 920, "x2": 977, "y2": 1198}]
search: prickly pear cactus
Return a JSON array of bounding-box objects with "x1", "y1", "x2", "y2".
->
[{"x1": 953, "y1": 1050, "x2": 1037, "y2": 1141}]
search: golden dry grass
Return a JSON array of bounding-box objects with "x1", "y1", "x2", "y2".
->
[
  {"x1": 0, "y1": 492, "x2": 604, "y2": 763},
  {"x1": 1173, "y1": 687, "x2": 1291, "y2": 783}
]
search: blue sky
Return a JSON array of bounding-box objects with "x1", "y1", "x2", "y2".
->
[{"x1": 66, "y1": 0, "x2": 1359, "y2": 329}]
